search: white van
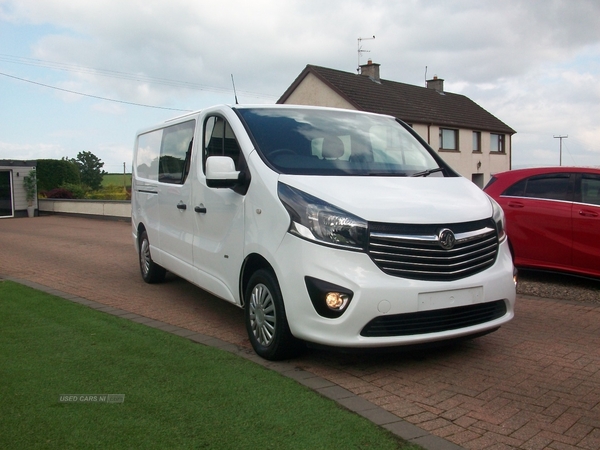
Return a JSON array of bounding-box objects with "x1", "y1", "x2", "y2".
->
[{"x1": 132, "y1": 105, "x2": 516, "y2": 360}]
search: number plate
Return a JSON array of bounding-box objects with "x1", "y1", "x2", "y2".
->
[{"x1": 418, "y1": 286, "x2": 483, "y2": 311}]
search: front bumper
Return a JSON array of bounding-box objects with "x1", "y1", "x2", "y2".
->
[{"x1": 273, "y1": 233, "x2": 516, "y2": 348}]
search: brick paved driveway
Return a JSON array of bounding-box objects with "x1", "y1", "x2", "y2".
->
[{"x1": 1, "y1": 216, "x2": 599, "y2": 449}]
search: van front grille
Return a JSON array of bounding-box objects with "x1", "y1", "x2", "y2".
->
[
  {"x1": 368, "y1": 219, "x2": 499, "y2": 282},
  {"x1": 361, "y1": 300, "x2": 507, "y2": 337}
]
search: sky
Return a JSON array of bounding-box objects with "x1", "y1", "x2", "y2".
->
[{"x1": 0, "y1": 0, "x2": 599, "y2": 173}]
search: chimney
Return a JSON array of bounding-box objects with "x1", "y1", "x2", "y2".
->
[
  {"x1": 426, "y1": 75, "x2": 444, "y2": 92},
  {"x1": 359, "y1": 59, "x2": 380, "y2": 81}
]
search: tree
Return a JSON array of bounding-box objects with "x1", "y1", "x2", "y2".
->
[{"x1": 71, "y1": 151, "x2": 107, "y2": 191}]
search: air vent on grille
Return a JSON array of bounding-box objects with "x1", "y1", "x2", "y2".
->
[
  {"x1": 368, "y1": 219, "x2": 499, "y2": 282},
  {"x1": 361, "y1": 300, "x2": 507, "y2": 337}
]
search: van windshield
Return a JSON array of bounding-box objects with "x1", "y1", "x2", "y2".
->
[{"x1": 236, "y1": 107, "x2": 444, "y2": 176}]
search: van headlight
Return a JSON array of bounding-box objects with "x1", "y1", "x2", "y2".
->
[
  {"x1": 278, "y1": 183, "x2": 368, "y2": 250},
  {"x1": 490, "y1": 197, "x2": 506, "y2": 242}
]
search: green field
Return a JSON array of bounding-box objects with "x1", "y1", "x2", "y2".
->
[{"x1": 102, "y1": 173, "x2": 131, "y2": 188}]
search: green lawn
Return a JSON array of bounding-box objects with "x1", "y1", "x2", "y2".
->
[{"x1": 0, "y1": 281, "x2": 419, "y2": 450}]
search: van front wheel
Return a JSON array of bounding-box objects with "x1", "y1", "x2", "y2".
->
[
  {"x1": 138, "y1": 230, "x2": 166, "y2": 284},
  {"x1": 245, "y1": 270, "x2": 301, "y2": 360}
]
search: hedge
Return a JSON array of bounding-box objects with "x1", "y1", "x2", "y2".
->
[{"x1": 36, "y1": 159, "x2": 80, "y2": 192}]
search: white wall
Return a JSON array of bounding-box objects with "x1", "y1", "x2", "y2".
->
[
  {"x1": 283, "y1": 73, "x2": 357, "y2": 110},
  {"x1": 409, "y1": 125, "x2": 511, "y2": 186},
  {"x1": 39, "y1": 199, "x2": 131, "y2": 218}
]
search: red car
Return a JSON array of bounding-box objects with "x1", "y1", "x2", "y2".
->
[{"x1": 484, "y1": 167, "x2": 600, "y2": 279}]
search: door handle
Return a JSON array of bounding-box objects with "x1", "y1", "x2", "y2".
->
[
  {"x1": 507, "y1": 201, "x2": 524, "y2": 208},
  {"x1": 194, "y1": 205, "x2": 207, "y2": 214},
  {"x1": 579, "y1": 209, "x2": 598, "y2": 218},
  {"x1": 176, "y1": 203, "x2": 187, "y2": 210}
]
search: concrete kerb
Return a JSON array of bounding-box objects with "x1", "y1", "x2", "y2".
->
[{"x1": 1, "y1": 274, "x2": 465, "y2": 450}]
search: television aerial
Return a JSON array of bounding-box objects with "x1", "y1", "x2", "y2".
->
[{"x1": 357, "y1": 36, "x2": 375, "y2": 73}]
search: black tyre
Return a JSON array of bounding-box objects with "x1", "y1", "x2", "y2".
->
[
  {"x1": 245, "y1": 269, "x2": 303, "y2": 360},
  {"x1": 138, "y1": 230, "x2": 166, "y2": 284}
]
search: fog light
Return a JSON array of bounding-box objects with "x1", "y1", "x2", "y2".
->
[
  {"x1": 305, "y1": 277, "x2": 354, "y2": 318},
  {"x1": 325, "y1": 292, "x2": 349, "y2": 310}
]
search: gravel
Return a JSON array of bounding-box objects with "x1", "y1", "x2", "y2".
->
[{"x1": 517, "y1": 269, "x2": 600, "y2": 304}]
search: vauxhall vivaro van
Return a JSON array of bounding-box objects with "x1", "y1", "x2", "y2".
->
[{"x1": 132, "y1": 105, "x2": 516, "y2": 360}]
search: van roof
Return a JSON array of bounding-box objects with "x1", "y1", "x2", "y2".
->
[
  {"x1": 162, "y1": 104, "x2": 396, "y2": 124},
  {"x1": 163, "y1": 110, "x2": 202, "y2": 123}
]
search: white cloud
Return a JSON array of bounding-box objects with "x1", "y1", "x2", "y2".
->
[
  {"x1": 1, "y1": 0, "x2": 599, "y2": 170},
  {"x1": 0, "y1": 141, "x2": 67, "y2": 161}
]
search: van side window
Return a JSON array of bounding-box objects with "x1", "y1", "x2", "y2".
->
[
  {"x1": 203, "y1": 116, "x2": 242, "y2": 172},
  {"x1": 136, "y1": 130, "x2": 162, "y2": 181},
  {"x1": 158, "y1": 120, "x2": 195, "y2": 184}
]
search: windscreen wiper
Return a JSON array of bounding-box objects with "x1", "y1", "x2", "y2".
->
[
  {"x1": 367, "y1": 172, "x2": 408, "y2": 176},
  {"x1": 411, "y1": 168, "x2": 444, "y2": 177}
]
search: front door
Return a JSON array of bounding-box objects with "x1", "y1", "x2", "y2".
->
[
  {"x1": 503, "y1": 172, "x2": 574, "y2": 269},
  {"x1": 0, "y1": 171, "x2": 13, "y2": 218},
  {"x1": 192, "y1": 114, "x2": 246, "y2": 304}
]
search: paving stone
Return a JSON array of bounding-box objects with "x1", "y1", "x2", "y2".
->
[{"x1": 2, "y1": 215, "x2": 600, "y2": 450}]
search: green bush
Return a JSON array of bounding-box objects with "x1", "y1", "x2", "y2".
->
[
  {"x1": 60, "y1": 183, "x2": 87, "y2": 199},
  {"x1": 37, "y1": 159, "x2": 80, "y2": 192}
]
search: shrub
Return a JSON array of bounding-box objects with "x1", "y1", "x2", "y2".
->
[
  {"x1": 44, "y1": 188, "x2": 74, "y2": 199},
  {"x1": 60, "y1": 183, "x2": 87, "y2": 199},
  {"x1": 85, "y1": 185, "x2": 129, "y2": 200}
]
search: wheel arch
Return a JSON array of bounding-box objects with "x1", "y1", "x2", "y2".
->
[
  {"x1": 240, "y1": 253, "x2": 275, "y2": 308},
  {"x1": 506, "y1": 237, "x2": 515, "y2": 263},
  {"x1": 135, "y1": 222, "x2": 147, "y2": 249}
]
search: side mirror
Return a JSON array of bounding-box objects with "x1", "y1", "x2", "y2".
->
[{"x1": 206, "y1": 156, "x2": 241, "y2": 188}]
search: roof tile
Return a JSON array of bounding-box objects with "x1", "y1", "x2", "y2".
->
[{"x1": 278, "y1": 65, "x2": 515, "y2": 134}]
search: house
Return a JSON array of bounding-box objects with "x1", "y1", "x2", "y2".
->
[
  {"x1": 0, "y1": 160, "x2": 37, "y2": 218},
  {"x1": 277, "y1": 61, "x2": 516, "y2": 187}
]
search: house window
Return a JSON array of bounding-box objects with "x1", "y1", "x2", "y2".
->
[
  {"x1": 439, "y1": 128, "x2": 458, "y2": 151},
  {"x1": 490, "y1": 133, "x2": 505, "y2": 153},
  {"x1": 472, "y1": 132, "x2": 481, "y2": 152}
]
